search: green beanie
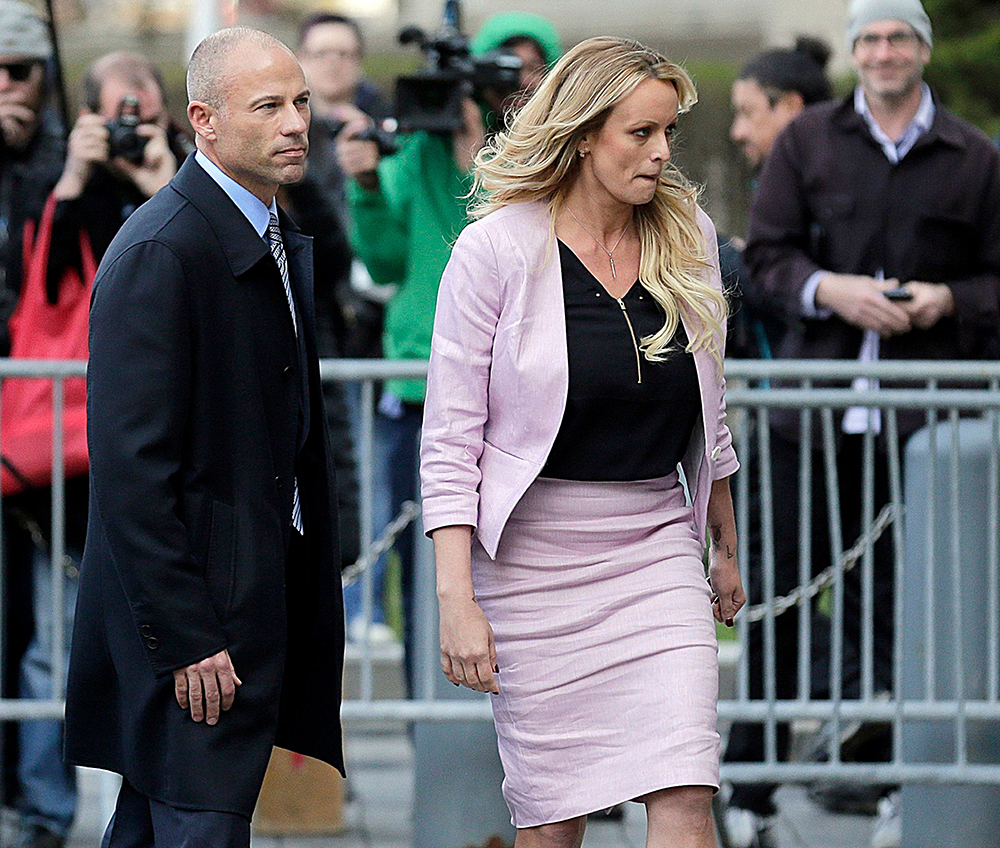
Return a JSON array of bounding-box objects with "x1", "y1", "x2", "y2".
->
[{"x1": 470, "y1": 12, "x2": 562, "y2": 67}]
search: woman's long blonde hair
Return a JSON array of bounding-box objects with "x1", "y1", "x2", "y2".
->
[{"x1": 471, "y1": 36, "x2": 727, "y2": 364}]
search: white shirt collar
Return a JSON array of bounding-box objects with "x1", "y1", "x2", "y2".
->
[
  {"x1": 194, "y1": 149, "x2": 278, "y2": 238},
  {"x1": 854, "y1": 83, "x2": 935, "y2": 163}
]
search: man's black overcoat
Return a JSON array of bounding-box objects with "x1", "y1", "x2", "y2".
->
[{"x1": 64, "y1": 155, "x2": 345, "y2": 817}]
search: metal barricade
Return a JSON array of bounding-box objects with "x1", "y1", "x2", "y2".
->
[
  {"x1": 0, "y1": 359, "x2": 84, "y2": 724},
  {"x1": 722, "y1": 360, "x2": 1000, "y2": 788},
  {"x1": 2, "y1": 358, "x2": 999, "y2": 790}
]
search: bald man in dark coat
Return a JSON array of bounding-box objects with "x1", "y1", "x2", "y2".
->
[{"x1": 64, "y1": 28, "x2": 344, "y2": 847}]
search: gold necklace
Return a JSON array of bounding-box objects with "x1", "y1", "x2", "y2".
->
[{"x1": 566, "y1": 206, "x2": 632, "y2": 280}]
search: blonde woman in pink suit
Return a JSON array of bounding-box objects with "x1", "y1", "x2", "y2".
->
[{"x1": 420, "y1": 37, "x2": 746, "y2": 848}]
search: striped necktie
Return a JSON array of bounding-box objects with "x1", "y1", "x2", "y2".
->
[{"x1": 267, "y1": 213, "x2": 304, "y2": 535}]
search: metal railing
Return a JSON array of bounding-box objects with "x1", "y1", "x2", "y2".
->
[{"x1": 2, "y1": 358, "x2": 999, "y2": 787}]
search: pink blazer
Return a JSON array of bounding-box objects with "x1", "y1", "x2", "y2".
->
[{"x1": 420, "y1": 200, "x2": 739, "y2": 560}]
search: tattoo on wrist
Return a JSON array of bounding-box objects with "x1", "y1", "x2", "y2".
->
[{"x1": 710, "y1": 524, "x2": 736, "y2": 559}]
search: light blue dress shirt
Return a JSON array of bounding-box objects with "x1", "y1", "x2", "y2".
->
[
  {"x1": 193, "y1": 150, "x2": 304, "y2": 532},
  {"x1": 194, "y1": 149, "x2": 278, "y2": 237}
]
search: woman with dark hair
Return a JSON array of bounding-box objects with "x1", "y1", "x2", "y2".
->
[
  {"x1": 725, "y1": 36, "x2": 834, "y2": 360},
  {"x1": 731, "y1": 37, "x2": 832, "y2": 169},
  {"x1": 722, "y1": 35, "x2": 834, "y2": 848}
]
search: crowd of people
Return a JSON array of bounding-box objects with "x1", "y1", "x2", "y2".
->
[{"x1": 0, "y1": 0, "x2": 997, "y2": 846}]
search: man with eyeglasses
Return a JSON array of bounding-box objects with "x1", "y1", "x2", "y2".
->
[
  {"x1": 296, "y1": 13, "x2": 389, "y2": 224},
  {"x1": 744, "y1": 2, "x2": 1000, "y2": 846}
]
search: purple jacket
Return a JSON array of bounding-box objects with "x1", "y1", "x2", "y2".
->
[{"x1": 420, "y1": 200, "x2": 739, "y2": 559}]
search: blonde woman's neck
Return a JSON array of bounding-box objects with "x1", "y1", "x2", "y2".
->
[{"x1": 560, "y1": 182, "x2": 634, "y2": 243}]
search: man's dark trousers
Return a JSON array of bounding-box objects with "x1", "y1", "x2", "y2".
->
[
  {"x1": 725, "y1": 431, "x2": 894, "y2": 814},
  {"x1": 101, "y1": 780, "x2": 249, "y2": 848}
]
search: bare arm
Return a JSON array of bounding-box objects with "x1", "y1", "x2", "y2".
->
[
  {"x1": 431, "y1": 525, "x2": 498, "y2": 694},
  {"x1": 706, "y1": 476, "x2": 746, "y2": 627}
]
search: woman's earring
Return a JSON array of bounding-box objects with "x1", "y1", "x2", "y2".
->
[{"x1": 578, "y1": 149, "x2": 587, "y2": 158}]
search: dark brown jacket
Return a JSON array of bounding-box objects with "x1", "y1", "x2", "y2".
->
[{"x1": 745, "y1": 92, "x2": 1000, "y2": 437}]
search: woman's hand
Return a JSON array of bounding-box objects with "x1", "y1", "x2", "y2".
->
[
  {"x1": 438, "y1": 594, "x2": 499, "y2": 694},
  {"x1": 431, "y1": 525, "x2": 499, "y2": 694},
  {"x1": 706, "y1": 476, "x2": 746, "y2": 627},
  {"x1": 709, "y1": 557, "x2": 746, "y2": 628}
]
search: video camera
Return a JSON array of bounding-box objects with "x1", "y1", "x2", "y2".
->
[{"x1": 394, "y1": 0, "x2": 522, "y2": 134}]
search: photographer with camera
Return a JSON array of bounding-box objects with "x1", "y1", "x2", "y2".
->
[
  {"x1": 297, "y1": 12, "x2": 390, "y2": 224},
  {"x1": 337, "y1": 9, "x2": 560, "y2": 675},
  {"x1": 48, "y1": 51, "x2": 191, "y2": 286}
]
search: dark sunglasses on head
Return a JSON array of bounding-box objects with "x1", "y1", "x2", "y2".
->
[{"x1": 1, "y1": 61, "x2": 41, "y2": 82}]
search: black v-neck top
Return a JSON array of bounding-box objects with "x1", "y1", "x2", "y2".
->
[{"x1": 540, "y1": 241, "x2": 701, "y2": 481}]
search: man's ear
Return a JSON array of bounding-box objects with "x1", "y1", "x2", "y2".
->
[
  {"x1": 187, "y1": 101, "x2": 216, "y2": 142},
  {"x1": 776, "y1": 90, "x2": 805, "y2": 120}
]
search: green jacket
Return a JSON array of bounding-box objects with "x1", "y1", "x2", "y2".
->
[
  {"x1": 348, "y1": 132, "x2": 471, "y2": 403},
  {"x1": 348, "y1": 12, "x2": 561, "y2": 404}
]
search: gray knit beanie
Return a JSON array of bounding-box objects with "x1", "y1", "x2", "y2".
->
[
  {"x1": 0, "y1": 0, "x2": 51, "y2": 60},
  {"x1": 847, "y1": 0, "x2": 933, "y2": 49}
]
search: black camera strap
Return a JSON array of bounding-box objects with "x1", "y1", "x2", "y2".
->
[{"x1": 43, "y1": 0, "x2": 70, "y2": 140}]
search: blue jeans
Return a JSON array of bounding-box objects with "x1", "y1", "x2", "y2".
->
[
  {"x1": 342, "y1": 401, "x2": 421, "y2": 689},
  {"x1": 18, "y1": 545, "x2": 80, "y2": 836}
]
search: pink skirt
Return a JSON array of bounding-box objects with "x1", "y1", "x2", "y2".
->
[{"x1": 472, "y1": 472, "x2": 720, "y2": 828}]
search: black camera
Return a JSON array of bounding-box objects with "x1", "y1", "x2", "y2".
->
[
  {"x1": 315, "y1": 115, "x2": 399, "y2": 158},
  {"x1": 394, "y1": 0, "x2": 522, "y2": 134},
  {"x1": 106, "y1": 95, "x2": 148, "y2": 164}
]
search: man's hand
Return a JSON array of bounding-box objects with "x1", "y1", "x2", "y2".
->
[
  {"x1": 337, "y1": 117, "x2": 380, "y2": 191},
  {"x1": 53, "y1": 114, "x2": 109, "y2": 201},
  {"x1": 173, "y1": 649, "x2": 242, "y2": 726},
  {"x1": 899, "y1": 281, "x2": 955, "y2": 330},
  {"x1": 112, "y1": 124, "x2": 177, "y2": 198},
  {"x1": 0, "y1": 102, "x2": 38, "y2": 150},
  {"x1": 815, "y1": 273, "x2": 911, "y2": 337},
  {"x1": 452, "y1": 97, "x2": 485, "y2": 174}
]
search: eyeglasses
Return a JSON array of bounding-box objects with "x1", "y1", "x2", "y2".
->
[
  {"x1": 0, "y1": 61, "x2": 41, "y2": 82},
  {"x1": 855, "y1": 31, "x2": 921, "y2": 50},
  {"x1": 303, "y1": 47, "x2": 360, "y2": 62}
]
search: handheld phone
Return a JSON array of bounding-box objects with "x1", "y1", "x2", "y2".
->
[{"x1": 883, "y1": 288, "x2": 914, "y2": 302}]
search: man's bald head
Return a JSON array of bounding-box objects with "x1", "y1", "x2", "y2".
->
[
  {"x1": 186, "y1": 27, "x2": 309, "y2": 204},
  {"x1": 187, "y1": 27, "x2": 293, "y2": 112}
]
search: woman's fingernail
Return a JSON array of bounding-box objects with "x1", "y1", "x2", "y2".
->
[
  {"x1": 726, "y1": 618, "x2": 734, "y2": 627},
  {"x1": 453, "y1": 682, "x2": 459, "y2": 687},
  {"x1": 493, "y1": 664, "x2": 500, "y2": 673}
]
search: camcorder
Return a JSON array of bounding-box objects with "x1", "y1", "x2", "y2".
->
[
  {"x1": 106, "y1": 95, "x2": 148, "y2": 163},
  {"x1": 394, "y1": 0, "x2": 522, "y2": 134}
]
